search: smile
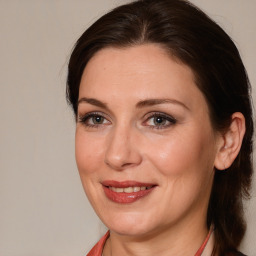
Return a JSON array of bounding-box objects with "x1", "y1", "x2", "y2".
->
[{"x1": 102, "y1": 181, "x2": 157, "y2": 203}]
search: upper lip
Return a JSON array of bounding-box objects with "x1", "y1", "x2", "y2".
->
[{"x1": 101, "y1": 180, "x2": 157, "y2": 188}]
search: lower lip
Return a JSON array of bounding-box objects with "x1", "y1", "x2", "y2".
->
[{"x1": 103, "y1": 186, "x2": 155, "y2": 204}]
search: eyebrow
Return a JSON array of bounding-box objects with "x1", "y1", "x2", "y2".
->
[
  {"x1": 136, "y1": 98, "x2": 189, "y2": 110},
  {"x1": 77, "y1": 97, "x2": 189, "y2": 110},
  {"x1": 77, "y1": 97, "x2": 109, "y2": 110}
]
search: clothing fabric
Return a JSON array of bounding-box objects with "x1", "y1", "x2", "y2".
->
[{"x1": 86, "y1": 231, "x2": 246, "y2": 256}]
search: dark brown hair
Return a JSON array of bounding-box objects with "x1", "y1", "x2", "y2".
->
[{"x1": 66, "y1": 0, "x2": 254, "y2": 254}]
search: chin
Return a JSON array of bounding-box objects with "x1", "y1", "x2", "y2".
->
[
  {"x1": 110, "y1": 224, "x2": 154, "y2": 237},
  {"x1": 102, "y1": 211, "x2": 160, "y2": 237}
]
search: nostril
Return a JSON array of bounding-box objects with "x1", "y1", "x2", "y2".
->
[{"x1": 121, "y1": 162, "x2": 134, "y2": 168}]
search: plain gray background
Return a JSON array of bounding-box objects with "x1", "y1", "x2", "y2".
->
[{"x1": 0, "y1": 0, "x2": 255, "y2": 255}]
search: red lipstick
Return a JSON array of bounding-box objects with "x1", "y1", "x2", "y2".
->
[{"x1": 102, "y1": 180, "x2": 156, "y2": 204}]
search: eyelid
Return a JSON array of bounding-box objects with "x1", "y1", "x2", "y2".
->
[{"x1": 143, "y1": 111, "x2": 176, "y2": 121}]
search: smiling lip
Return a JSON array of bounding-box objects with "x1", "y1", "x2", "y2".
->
[{"x1": 102, "y1": 180, "x2": 157, "y2": 204}]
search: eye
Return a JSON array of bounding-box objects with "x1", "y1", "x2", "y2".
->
[
  {"x1": 144, "y1": 112, "x2": 176, "y2": 129},
  {"x1": 78, "y1": 112, "x2": 111, "y2": 128}
]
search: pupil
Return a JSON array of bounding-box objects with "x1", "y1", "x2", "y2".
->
[
  {"x1": 94, "y1": 116, "x2": 102, "y2": 123},
  {"x1": 154, "y1": 116, "x2": 165, "y2": 125}
]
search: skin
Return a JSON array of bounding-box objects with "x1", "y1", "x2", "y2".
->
[{"x1": 75, "y1": 44, "x2": 228, "y2": 256}]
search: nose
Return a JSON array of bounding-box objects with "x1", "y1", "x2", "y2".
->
[{"x1": 104, "y1": 126, "x2": 142, "y2": 171}]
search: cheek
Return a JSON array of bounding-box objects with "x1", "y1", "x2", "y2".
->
[
  {"x1": 75, "y1": 129, "x2": 105, "y2": 175},
  {"x1": 144, "y1": 127, "x2": 216, "y2": 178},
  {"x1": 143, "y1": 128, "x2": 216, "y2": 218},
  {"x1": 75, "y1": 129, "x2": 106, "y2": 210}
]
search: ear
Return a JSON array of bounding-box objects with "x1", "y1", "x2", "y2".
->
[{"x1": 214, "y1": 112, "x2": 246, "y2": 170}]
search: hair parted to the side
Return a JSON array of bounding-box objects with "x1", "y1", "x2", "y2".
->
[{"x1": 66, "y1": 0, "x2": 254, "y2": 254}]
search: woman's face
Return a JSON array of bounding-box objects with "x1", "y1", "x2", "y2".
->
[{"x1": 76, "y1": 44, "x2": 220, "y2": 236}]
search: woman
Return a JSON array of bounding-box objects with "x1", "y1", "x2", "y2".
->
[{"x1": 66, "y1": 0, "x2": 254, "y2": 255}]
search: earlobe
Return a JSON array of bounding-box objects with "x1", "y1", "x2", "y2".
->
[{"x1": 214, "y1": 112, "x2": 246, "y2": 171}]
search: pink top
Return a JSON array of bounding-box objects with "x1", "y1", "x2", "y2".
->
[{"x1": 86, "y1": 228, "x2": 213, "y2": 256}]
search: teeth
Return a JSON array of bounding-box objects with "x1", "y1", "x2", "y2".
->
[
  {"x1": 110, "y1": 187, "x2": 123, "y2": 192},
  {"x1": 133, "y1": 186, "x2": 141, "y2": 192},
  {"x1": 109, "y1": 186, "x2": 153, "y2": 193},
  {"x1": 124, "y1": 187, "x2": 133, "y2": 193}
]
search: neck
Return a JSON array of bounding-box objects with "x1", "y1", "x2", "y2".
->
[{"x1": 103, "y1": 220, "x2": 213, "y2": 256}]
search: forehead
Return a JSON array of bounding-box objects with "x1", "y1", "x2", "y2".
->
[
  {"x1": 81, "y1": 44, "x2": 193, "y2": 83},
  {"x1": 79, "y1": 44, "x2": 207, "y2": 112}
]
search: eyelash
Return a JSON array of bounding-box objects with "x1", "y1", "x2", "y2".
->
[{"x1": 77, "y1": 111, "x2": 177, "y2": 129}]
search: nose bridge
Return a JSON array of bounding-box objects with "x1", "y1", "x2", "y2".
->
[{"x1": 104, "y1": 122, "x2": 141, "y2": 170}]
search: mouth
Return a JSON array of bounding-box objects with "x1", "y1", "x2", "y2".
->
[{"x1": 101, "y1": 180, "x2": 157, "y2": 204}]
